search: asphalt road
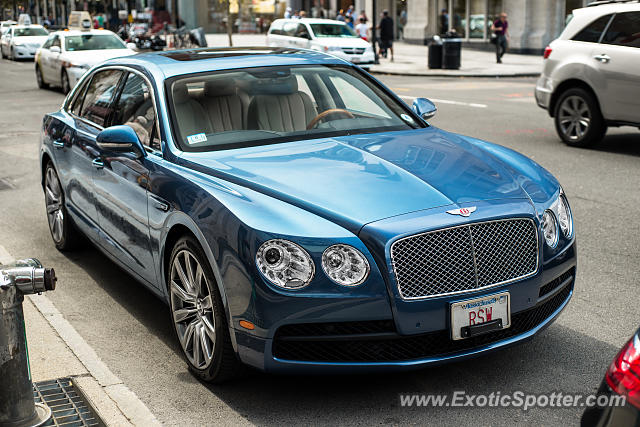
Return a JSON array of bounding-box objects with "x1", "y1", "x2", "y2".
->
[{"x1": 0, "y1": 58, "x2": 638, "y2": 426}]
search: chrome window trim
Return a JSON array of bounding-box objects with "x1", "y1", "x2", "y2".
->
[
  {"x1": 63, "y1": 64, "x2": 163, "y2": 154},
  {"x1": 389, "y1": 217, "x2": 540, "y2": 301}
]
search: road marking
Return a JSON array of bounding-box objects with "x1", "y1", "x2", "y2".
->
[
  {"x1": 0, "y1": 245, "x2": 160, "y2": 426},
  {"x1": 400, "y1": 95, "x2": 488, "y2": 109}
]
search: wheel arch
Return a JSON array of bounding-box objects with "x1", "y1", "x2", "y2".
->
[
  {"x1": 41, "y1": 151, "x2": 54, "y2": 188},
  {"x1": 160, "y1": 215, "x2": 230, "y2": 314},
  {"x1": 549, "y1": 79, "x2": 600, "y2": 118}
]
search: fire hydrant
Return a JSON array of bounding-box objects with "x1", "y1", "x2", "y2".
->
[{"x1": 0, "y1": 259, "x2": 57, "y2": 427}]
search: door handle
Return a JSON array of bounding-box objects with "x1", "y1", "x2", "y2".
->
[
  {"x1": 91, "y1": 158, "x2": 104, "y2": 169},
  {"x1": 594, "y1": 54, "x2": 610, "y2": 63},
  {"x1": 150, "y1": 195, "x2": 170, "y2": 212},
  {"x1": 52, "y1": 140, "x2": 64, "y2": 149}
]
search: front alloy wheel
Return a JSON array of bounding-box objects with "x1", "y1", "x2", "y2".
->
[
  {"x1": 168, "y1": 236, "x2": 243, "y2": 382},
  {"x1": 554, "y1": 88, "x2": 606, "y2": 147},
  {"x1": 44, "y1": 163, "x2": 80, "y2": 250},
  {"x1": 36, "y1": 66, "x2": 48, "y2": 89}
]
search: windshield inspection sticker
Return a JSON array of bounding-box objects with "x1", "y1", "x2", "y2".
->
[{"x1": 187, "y1": 133, "x2": 207, "y2": 144}]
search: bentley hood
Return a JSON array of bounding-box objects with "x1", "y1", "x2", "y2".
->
[{"x1": 182, "y1": 127, "x2": 556, "y2": 233}]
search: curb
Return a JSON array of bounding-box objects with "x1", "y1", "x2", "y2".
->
[
  {"x1": 369, "y1": 69, "x2": 541, "y2": 78},
  {"x1": 27, "y1": 294, "x2": 161, "y2": 426}
]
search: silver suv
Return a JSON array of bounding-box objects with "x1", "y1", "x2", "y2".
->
[{"x1": 535, "y1": 1, "x2": 640, "y2": 147}]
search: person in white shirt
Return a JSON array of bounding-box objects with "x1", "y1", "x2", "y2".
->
[{"x1": 355, "y1": 17, "x2": 368, "y2": 40}]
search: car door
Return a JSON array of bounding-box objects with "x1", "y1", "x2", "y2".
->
[
  {"x1": 92, "y1": 70, "x2": 159, "y2": 287},
  {"x1": 37, "y1": 34, "x2": 54, "y2": 81},
  {"x1": 47, "y1": 35, "x2": 62, "y2": 84},
  {"x1": 592, "y1": 11, "x2": 640, "y2": 123},
  {"x1": 281, "y1": 21, "x2": 299, "y2": 48},
  {"x1": 66, "y1": 69, "x2": 124, "y2": 236}
]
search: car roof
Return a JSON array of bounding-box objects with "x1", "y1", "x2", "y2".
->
[
  {"x1": 273, "y1": 18, "x2": 347, "y2": 25},
  {"x1": 562, "y1": 1, "x2": 640, "y2": 38},
  {"x1": 51, "y1": 29, "x2": 117, "y2": 37},
  {"x1": 12, "y1": 24, "x2": 46, "y2": 29},
  {"x1": 105, "y1": 46, "x2": 347, "y2": 79}
]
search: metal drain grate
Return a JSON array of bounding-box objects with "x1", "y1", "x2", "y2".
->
[{"x1": 33, "y1": 378, "x2": 103, "y2": 426}]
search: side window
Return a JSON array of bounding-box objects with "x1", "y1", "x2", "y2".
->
[
  {"x1": 283, "y1": 21, "x2": 298, "y2": 36},
  {"x1": 79, "y1": 70, "x2": 122, "y2": 127},
  {"x1": 42, "y1": 35, "x2": 54, "y2": 49},
  {"x1": 601, "y1": 12, "x2": 640, "y2": 48},
  {"x1": 112, "y1": 73, "x2": 159, "y2": 150},
  {"x1": 295, "y1": 24, "x2": 310, "y2": 38},
  {"x1": 572, "y1": 14, "x2": 613, "y2": 43},
  {"x1": 269, "y1": 21, "x2": 283, "y2": 35},
  {"x1": 69, "y1": 79, "x2": 89, "y2": 116}
]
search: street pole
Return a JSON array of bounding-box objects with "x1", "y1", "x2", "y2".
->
[{"x1": 371, "y1": 0, "x2": 378, "y2": 63}]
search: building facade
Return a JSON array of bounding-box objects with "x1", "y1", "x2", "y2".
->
[{"x1": 177, "y1": 0, "x2": 592, "y2": 53}]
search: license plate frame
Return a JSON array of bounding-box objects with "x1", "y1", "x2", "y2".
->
[{"x1": 450, "y1": 292, "x2": 511, "y2": 340}]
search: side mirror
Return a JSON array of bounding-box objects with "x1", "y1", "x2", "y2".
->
[
  {"x1": 96, "y1": 125, "x2": 145, "y2": 158},
  {"x1": 126, "y1": 42, "x2": 137, "y2": 50},
  {"x1": 412, "y1": 97, "x2": 437, "y2": 120},
  {"x1": 50, "y1": 45, "x2": 60, "y2": 53}
]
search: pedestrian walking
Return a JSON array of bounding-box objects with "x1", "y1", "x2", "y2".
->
[
  {"x1": 345, "y1": 15, "x2": 354, "y2": 29},
  {"x1": 355, "y1": 17, "x2": 368, "y2": 41},
  {"x1": 377, "y1": 10, "x2": 394, "y2": 61},
  {"x1": 336, "y1": 9, "x2": 345, "y2": 21},
  {"x1": 491, "y1": 12, "x2": 510, "y2": 63},
  {"x1": 439, "y1": 8, "x2": 448, "y2": 34},
  {"x1": 284, "y1": 7, "x2": 292, "y2": 19}
]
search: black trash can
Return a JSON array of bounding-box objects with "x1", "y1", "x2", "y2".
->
[
  {"x1": 428, "y1": 36, "x2": 443, "y2": 69},
  {"x1": 442, "y1": 37, "x2": 462, "y2": 69}
]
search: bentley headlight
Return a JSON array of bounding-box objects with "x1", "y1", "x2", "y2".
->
[
  {"x1": 322, "y1": 244, "x2": 370, "y2": 286},
  {"x1": 556, "y1": 194, "x2": 573, "y2": 238},
  {"x1": 256, "y1": 239, "x2": 314, "y2": 289},
  {"x1": 542, "y1": 210, "x2": 559, "y2": 248}
]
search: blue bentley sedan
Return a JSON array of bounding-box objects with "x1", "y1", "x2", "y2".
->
[{"x1": 40, "y1": 47, "x2": 577, "y2": 382}]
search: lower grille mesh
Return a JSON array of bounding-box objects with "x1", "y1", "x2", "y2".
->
[{"x1": 273, "y1": 275, "x2": 573, "y2": 363}]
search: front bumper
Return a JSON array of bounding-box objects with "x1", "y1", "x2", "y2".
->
[
  {"x1": 535, "y1": 74, "x2": 553, "y2": 111},
  {"x1": 233, "y1": 241, "x2": 576, "y2": 373},
  {"x1": 12, "y1": 45, "x2": 37, "y2": 58}
]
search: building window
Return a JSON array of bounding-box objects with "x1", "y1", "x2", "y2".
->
[{"x1": 441, "y1": 0, "x2": 503, "y2": 41}]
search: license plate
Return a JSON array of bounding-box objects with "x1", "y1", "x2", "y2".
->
[
  {"x1": 450, "y1": 292, "x2": 510, "y2": 340},
  {"x1": 351, "y1": 57, "x2": 360, "y2": 63}
]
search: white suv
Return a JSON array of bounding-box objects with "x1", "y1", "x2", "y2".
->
[{"x1": 535, "y1": 1, "x2": 640, "y2": 147}]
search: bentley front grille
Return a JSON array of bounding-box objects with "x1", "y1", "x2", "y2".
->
[{"x1": 390, "y1": 219, "x2": 538, "y2": 299}]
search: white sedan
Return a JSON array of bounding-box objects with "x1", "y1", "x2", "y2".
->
[
  {"x1": 35, "y1": 29, "x2": 135, "y2": 93},
  {"x1": 1, "y1": 25, "x2": 48, "y2": 60},
  {"x1": 267, "y1": 19, "x2": 375, "y2": 67}
]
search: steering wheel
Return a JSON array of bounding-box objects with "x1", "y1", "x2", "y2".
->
[{"x1": 306, "y1": 108, "x2": 355, "y2": 130}]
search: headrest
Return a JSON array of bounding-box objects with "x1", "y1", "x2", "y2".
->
[
  {"x1": 250, "y1": 75, "x2": 298, "y2": 95},
  {"x1": 204, "y1": 78, "x2": 237, "y2": 97},
  {"x1": 173, "y1": 83, "x2": 190, "y2": 104}
]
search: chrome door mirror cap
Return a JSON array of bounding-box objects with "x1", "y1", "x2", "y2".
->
[
  {"x1": 412, "y1": 97, "x2": 437, "y2": 120},
  {"x1": 50, "y1": 45, "x2": 60, "y2": 54}
]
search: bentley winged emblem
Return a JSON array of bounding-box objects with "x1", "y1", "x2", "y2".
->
[{"x1": 446, "y1": 206, "x2": 477, "y2": 217}]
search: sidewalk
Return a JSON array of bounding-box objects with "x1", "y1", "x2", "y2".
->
[
  {"x1": 204, "y1": 33, "x2": 543, "y2": 78},
  {"x1": 0, "y1": 249, "x2": 159, "y2": 426}
]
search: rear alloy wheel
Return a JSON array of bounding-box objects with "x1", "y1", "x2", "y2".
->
[
  {"x1": 36, "y1": 65, "x2": 48, "y2": 89},
  {"x1": 554, "y1": 88, "x2": 606, "y2": 148},
  {"x1": 61, "y1": 70, "x2": 70, "y2": 94},
  {"x1": 44, "y1": 163, "x2": 81, "y2": 250},
  {"x1": 168, "y1": 236, "x2": 244, "y2": 383}
]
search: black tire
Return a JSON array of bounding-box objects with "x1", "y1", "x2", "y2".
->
[
  {"x1": 9, "y1": 47, "x2": 14, "y2": 61},
  {"x1": 167, "y1": 236, "x2": 245, "y2": 383},
  {"x1": 36, "y1": 65, "x2": 49, "y2": 89},
  {"x1": 1, "y1": 47, "x2": 5, "y2": 59},
  {"x1": 44, "y1": 162, "x2": 82, "y2": 251},
  {"x1": 61, "y1": 70, "x2": 70, "y2": 94},
  {"x1": 554, "y1": 87, "x2": 607, "y2": 148}
]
